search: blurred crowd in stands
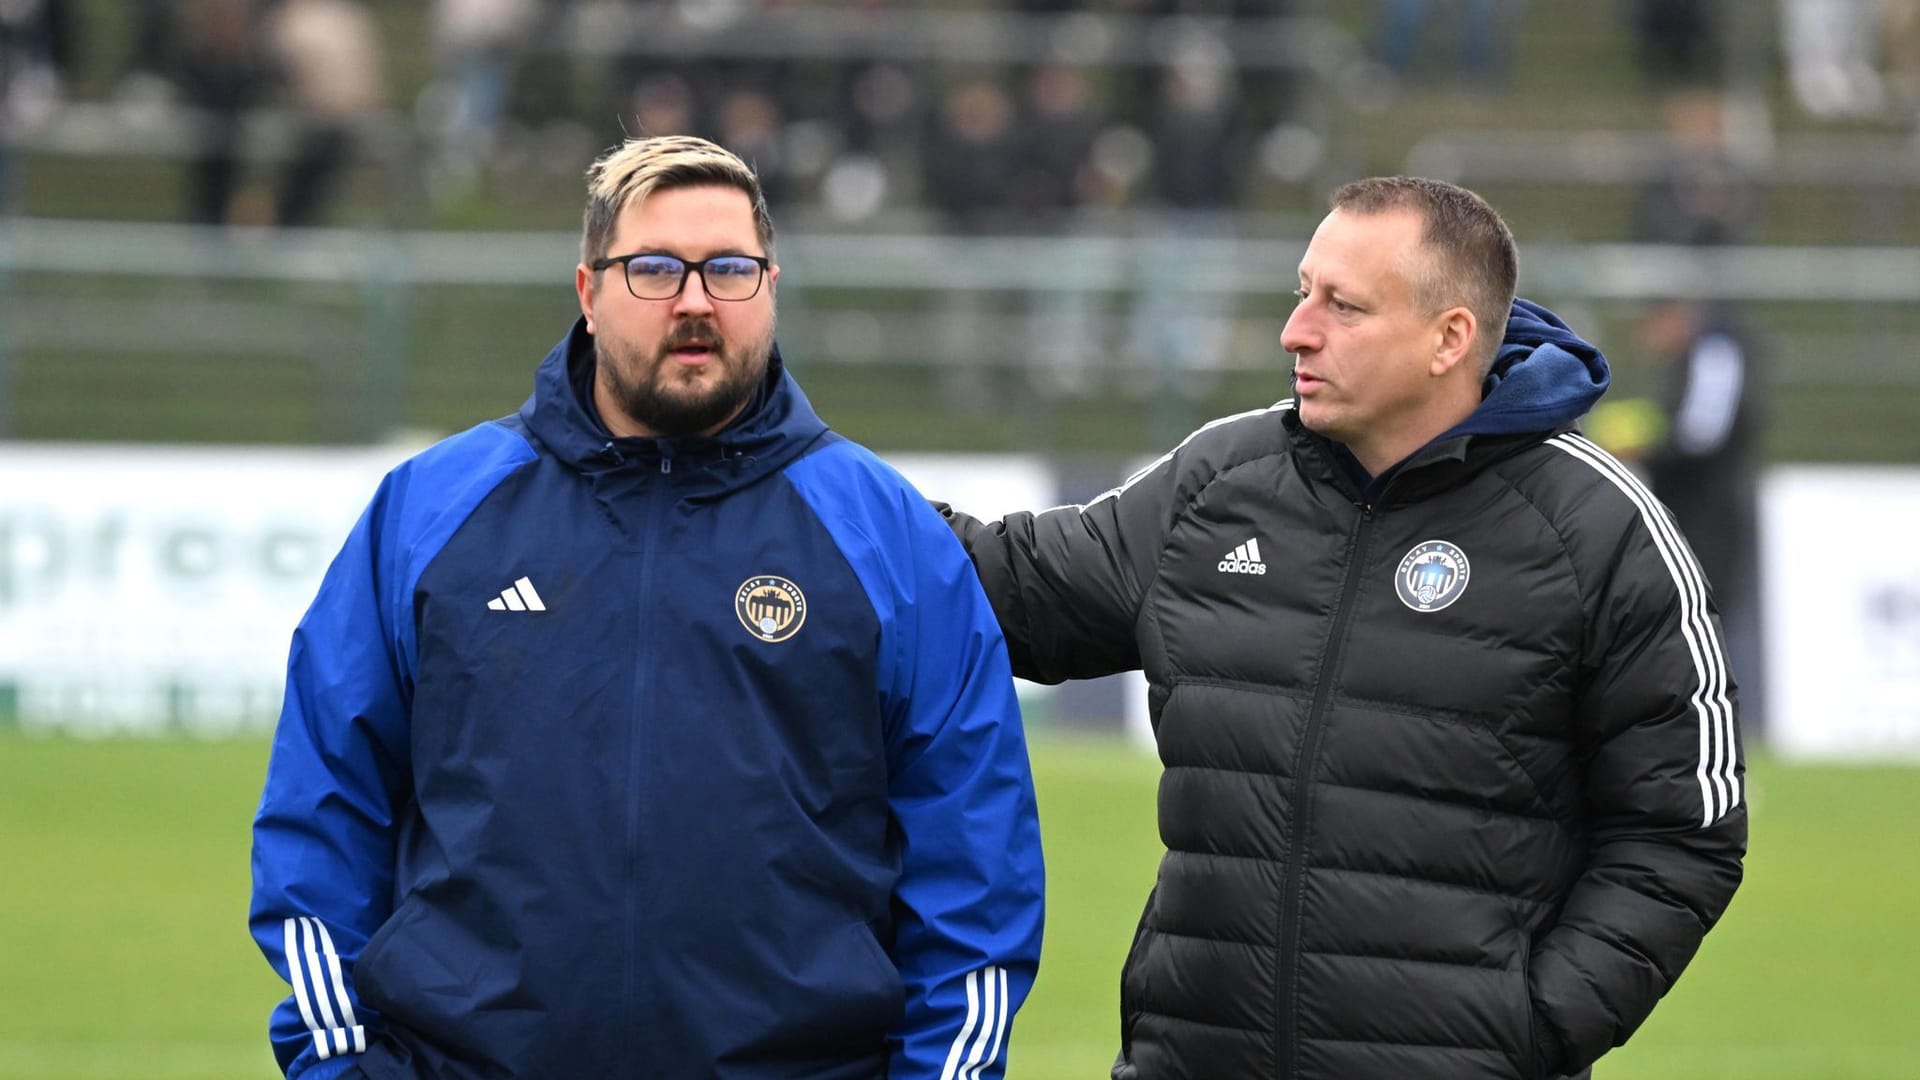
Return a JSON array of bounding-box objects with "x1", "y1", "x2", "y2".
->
[
  {"x1": 1, "y1": 1, "x2": 1917, "y2": 236},
  {"x1": 7, "y1": 1, "x2": 1870, "y2": 722}
]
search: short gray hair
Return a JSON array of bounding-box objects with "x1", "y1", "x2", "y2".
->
[{"x1": 1331, "y1": 176, "x2": 1517, "y2": 369}]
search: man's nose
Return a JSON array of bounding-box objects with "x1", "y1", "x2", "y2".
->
[
  {"x1": 1280, "y1": 305, "x2": 1315, "y2": 355},
  {"x1": 673, "y1": 269, "x2": 717, "y2": 315}
]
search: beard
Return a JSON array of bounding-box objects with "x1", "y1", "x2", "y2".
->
[{"x1": 595, "y1": 316, "x2": 774, "y2": 438}]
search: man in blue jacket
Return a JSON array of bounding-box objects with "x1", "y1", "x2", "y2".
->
[{"x1": 251, "y1": 134, "x2": 1045, "y2": 1080}]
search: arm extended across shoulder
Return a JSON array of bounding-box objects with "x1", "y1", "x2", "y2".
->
[{"x1": 940, "y1": 403, "x2": 1292, "y2": 683}]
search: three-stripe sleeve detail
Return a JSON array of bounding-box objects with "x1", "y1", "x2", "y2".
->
[
  {"x1": 1547, "y1": 434, "x2": 1742, "y2": 826},
  {"x1": 939, "y1": 966, "x2": 1011, "y2": 1080},
  {"x1": 282, "y1": 916, "x2": 367, "y2": 1060}
]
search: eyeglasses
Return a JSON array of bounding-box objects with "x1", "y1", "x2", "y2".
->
[{"x1": 590, "y1": 252, "x2": 770, "y2": 302}]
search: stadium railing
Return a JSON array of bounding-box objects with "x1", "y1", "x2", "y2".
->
[{"x1": 4, "y1": 216, "x2": 1920, "y2": 461}]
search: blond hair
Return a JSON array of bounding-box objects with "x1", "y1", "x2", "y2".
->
[{"x1": 580, "y1": 135, "x2": 775, "y2": 265}]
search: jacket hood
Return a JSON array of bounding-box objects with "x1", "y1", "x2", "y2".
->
[
  {"x1": 1442, "y1": 297, "x2": 1610, "y2": 441},
  {"x1": 517, "y1": 317, "x2": 830, "y2": 493}
]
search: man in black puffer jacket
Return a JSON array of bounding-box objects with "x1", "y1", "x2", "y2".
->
[{"x1": 945, "y1": 177, "x2": 1746, "y2": 1080}]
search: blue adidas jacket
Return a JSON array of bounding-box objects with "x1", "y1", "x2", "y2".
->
[{"x1": 250, "y1": 320, "x2": 1046, "y2": 1080}]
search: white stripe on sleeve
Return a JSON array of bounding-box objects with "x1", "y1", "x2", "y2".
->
[
  {"x1": 1549, "y1": 434, "x2": 1741, "y2": 825},
  {"x1": 938, "y1": 970, "x2": 985, "y2": 1080},
  {"x1": 965, "y1": 966, "x2": 1011, "y2": 1080},
  {"x1": 283, "y1": 918, "x2": 329, "y2": 1059},
  {"x1": 1084, "y1": 400, "x2": 1294, "y2": 509},
  {"x1": 957, "y1": 966, "x2": 1000, "y2": 1080},
  {"x1": 300, "y1": 919, "x2": 346, "y2": 1052},
  {"x1": 312, "y1": 919, "x2": 363, "y2": 1038},
  {"x1": 278, "y1": 916, "x2": 369, "y2": 1061}
]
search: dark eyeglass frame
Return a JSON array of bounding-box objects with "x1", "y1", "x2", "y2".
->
[{"x1": 590, "y1": 252, "x2": 771, "y2": 302}]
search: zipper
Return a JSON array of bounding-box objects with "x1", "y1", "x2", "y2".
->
[
  {"x1": 1275, "y1": 502, "x2": 1374, "y2": 1077},
  {"x1": 623, "y1": 474, "x2": 668, "y2": 1063}
]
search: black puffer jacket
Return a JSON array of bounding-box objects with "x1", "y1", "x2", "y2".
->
[{"x1": 948, "y1": 303, "x2": 1746, "y2": 1079}]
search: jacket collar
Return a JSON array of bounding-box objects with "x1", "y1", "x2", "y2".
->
[{"x1": 518, "y1": 317, "x2": 830, "y2": 496}]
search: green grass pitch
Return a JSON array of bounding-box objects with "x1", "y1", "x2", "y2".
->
[{"x1": 1, "y1": 733, "x2": 1914, "y2": 1078}]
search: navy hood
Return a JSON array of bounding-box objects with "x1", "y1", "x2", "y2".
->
[
  {"x1": 517, "y1": 317, "x2": 831, "y2": 489},
  {"x1": 1310, "y1": 297, "x2": 1611, "y2": 502},
  {"x1": 1441, "y1": 297, "x2": 1610, "y2": 441}
]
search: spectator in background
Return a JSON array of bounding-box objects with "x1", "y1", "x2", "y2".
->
[
  {"x1": 1632, "y1": 89, "x2": 1759, "y2": 246},
  {"x1": 0, "y1": 0, "x2": 74, "y2": 120},
  {"x1": 417, "y1": 0, "x2": 539, "y2": 199},
  {"x1": 178, "y1": 0, "x2": 266, "y2": 225},
  {"x1": 715, "y1": 88, "x2": 788, "y2": 209},
  {"x1": 1012, "y1": 62, "x2": 1104, "y2": 397},
  {"x1": 175, "y1": 0, "x2": 384, "y2": 228},
  {"x1": 1375, "y1": 0, "x2": 1519, "y2": 94},
  {"x1": 499, "y1": 0, "x2": 579, "y2": 136},
  {"x1": 924, "y1": 76, "x2": 1021, "y2": 234},
  {"x1": 263, "y1": 0, "x2": 386, "y2": 226},
  {"x1": 629, "y1": 72, "x2": 696, "y2": 137},
  {"x1": 1146, "y1": 47, "x2": 1245, "y2": 213},
  {"x1": 925, "y1": 75, "x2": 1023, "y2": 407},
  {"x1": 1010, "y1": 62, "x2": 1100, "y2": 228},
  {"x1": 1883, "y1": 0, "x2": 1920, "y2": 117},
  {"x1": 828, "y1": 60, "x2": 922, "y2": 219},
  {"x1": 1638, "y1": 298, "x2": 1767, "y2": 733},
  {"x1": 113, "y1": 0, "x2": 184, "y2": 111},
  {"x1": 1131, "y1": 42, "x2": 1245, "y2": 415},
  {"x1": 1627, "y1": 0, "x2": 1720, "y2": 90},
  {"x1": 1780, "y1": 0, "x2": 1887, "y2": 117}
]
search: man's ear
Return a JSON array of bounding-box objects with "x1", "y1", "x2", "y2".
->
[
  {"x1": 575, "y1": 263, "x2": 597, "y2": 334},
  {"x1": 1431, "y1": 306, "x2": 1477, "y2": 377}
]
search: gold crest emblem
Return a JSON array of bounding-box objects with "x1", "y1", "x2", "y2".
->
[{"x1": 735, "y1": 575, "x2": 807, "y2": 643}]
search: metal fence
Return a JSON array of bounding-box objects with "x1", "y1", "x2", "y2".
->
[{"x1": 4, "y1": 216, "x2": 1920, "y2": 461}]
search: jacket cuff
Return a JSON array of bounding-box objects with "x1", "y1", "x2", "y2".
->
[{"x1": 292, "y1": 1055, "x2": 364, "y2": 1080}]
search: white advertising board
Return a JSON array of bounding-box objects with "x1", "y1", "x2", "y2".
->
[
  {"x1": 1763, "y1": 466, "x2": 1920, "y2": 761},
  {"x1": 0, "y1": 445, "x2": 1056, "y2": 737},
  {"x1": 0, "y1": 444, "x2": 411, "y2": 736},
  {"x1": 884, "y1": 454, "x2": 1056, "y2": 526}
]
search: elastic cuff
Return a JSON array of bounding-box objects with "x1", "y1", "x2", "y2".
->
[{"x1": 293, "y1": 1053, "x2": 364, "y2": 1080}]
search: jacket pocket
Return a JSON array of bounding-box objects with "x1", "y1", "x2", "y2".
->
[
  {"x1": 352, "y1": 898, "x2": 426, "y2": 1009},
  {"x1": 1116, "y1": 884, "x2": 1159, "y2": 1066},
  {"x1": 1517, "y1": 931, "x2": 1543, "y2": 1080}
]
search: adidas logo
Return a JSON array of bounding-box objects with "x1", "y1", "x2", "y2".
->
[
  {"x1": 487, "y1": 576, "x2": 547, "y2": 612},
  {"x1": 1217, "y1": 539, "x2": 1267, "y2": 575}
]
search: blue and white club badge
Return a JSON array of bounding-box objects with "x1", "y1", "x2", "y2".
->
[
  {"x1": 736, "y1": 575, "x2": 808, "y2": 643},
  {"x1": 1395, "y1": 540, "x2": 1471, "y2": 612}
]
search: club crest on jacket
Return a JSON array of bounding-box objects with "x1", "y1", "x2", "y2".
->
[
  {"x1": 1396, "y1": 540, "x2": 1471, "y2": 612},
  {"x1": 736, "y1": 575, "x2": 808, "y2": 642}
]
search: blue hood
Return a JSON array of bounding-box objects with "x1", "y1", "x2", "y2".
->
[{"x1": 1441, "y1": 297, "x2": 1610, "y2": 441}]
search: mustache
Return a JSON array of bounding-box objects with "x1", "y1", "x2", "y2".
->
[{"x1": 663, "y1": 320, "x2": 723, "y2": 351}]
